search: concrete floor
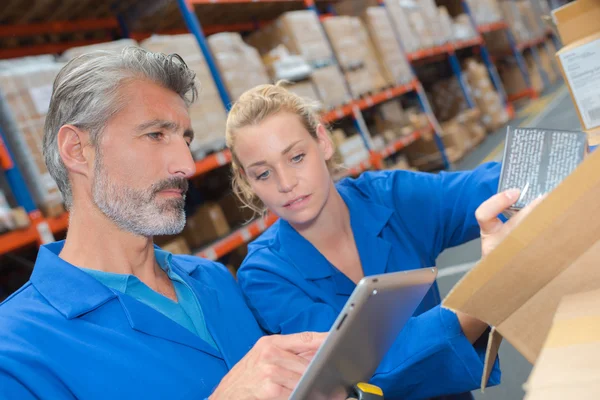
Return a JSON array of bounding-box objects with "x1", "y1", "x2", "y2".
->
[{"x1": 434, "y1": 82, "x2": 579, "y2": 400}]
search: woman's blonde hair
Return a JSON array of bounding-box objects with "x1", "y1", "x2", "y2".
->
[{"x1": 226, "y1": 81, "x2": 340, "y2": 216}]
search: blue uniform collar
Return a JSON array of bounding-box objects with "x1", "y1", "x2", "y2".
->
[
  {"x1": 277, "y1": 184, "x2": 394, "y2": 281},
  {"x1": 31, "y1": 242, "x2": 187, "y2": 320}
]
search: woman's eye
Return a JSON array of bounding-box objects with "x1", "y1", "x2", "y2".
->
[
  {"x1": 291, "y1": 154, "x2": 305, "y2": 163},
  {"x1": 257, "y1": 170, "x2": 271, "y2": 181}
]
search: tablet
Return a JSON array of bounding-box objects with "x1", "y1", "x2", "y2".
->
[{"x1": 289, "y1": 267, "x2": 438, "y2": 400}]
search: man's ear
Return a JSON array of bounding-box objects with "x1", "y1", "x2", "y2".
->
[
  {"x1": 57, "y1": 125, "x2": 92, "y2": 178},
  {"x1": 316, "y1": 124, "x2": 335, "y2": 161}
]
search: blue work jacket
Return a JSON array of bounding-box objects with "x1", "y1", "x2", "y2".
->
[
  {"x1": 0, "y1": 242, "x2": 264, "y2": 399},
  {"x1": 238, "y1": 163, "x2": 503, "y2": 399}
]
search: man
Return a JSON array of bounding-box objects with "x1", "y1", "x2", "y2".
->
[
  {"x1": 0, "y1": 47, "x2": 533, "y2": 399},
  {"x1": 0, "y1": 48, "x2": 324, "y2": 400}
]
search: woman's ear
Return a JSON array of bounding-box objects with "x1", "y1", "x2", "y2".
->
[
  {"x1": 57, "y1": 125, "x2": 92, "y2": 178},
  {"x1": 316, "y1": 124, "x2": 335, "y2": 161}
]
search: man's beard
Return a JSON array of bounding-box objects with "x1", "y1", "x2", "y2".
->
[{"x1": 92, "y1": 151, "x2": 189, "y2": 237}]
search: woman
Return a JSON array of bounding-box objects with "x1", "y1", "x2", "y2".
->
[{"x1": 226, "y1": 83, "x2": 502, "y2": 399}]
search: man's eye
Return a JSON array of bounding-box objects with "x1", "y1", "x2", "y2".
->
[{"x1": 147, "y1": 132, "x2": 163, "y2": 140}]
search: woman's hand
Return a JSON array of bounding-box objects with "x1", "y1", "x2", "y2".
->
[
  {"x1": 455, "y1": 189, "x2": 546, "y2": 343},
  {"x1": 476, "y1": 189, "x2": 545, "y2": 258}
]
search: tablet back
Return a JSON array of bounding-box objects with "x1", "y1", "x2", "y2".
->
[{"x1": 290, "y1": 267, "x2": 438, "y2": 400}]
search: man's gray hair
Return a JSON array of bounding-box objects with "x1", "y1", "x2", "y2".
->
[{"x1": 43, "y1": 46, "x2": 198, "y2": 209}]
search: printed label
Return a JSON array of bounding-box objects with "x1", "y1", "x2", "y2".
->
[{"x1": 559, "y1": 39, "x2": 600, "y2": 129}]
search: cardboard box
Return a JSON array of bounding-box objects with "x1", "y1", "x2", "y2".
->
[
  {"x1": 285, "y1": 80, "x2": 320, "y2": 102},
  {"x1": 141, "y1": 35, "x2": 229, "y2": 158},
  {"x1": 322, "y1": 16, "x2": 387, "y2": 96},
  {"x1": 364, "y1": 7, "x2": 413, "y2": 86},
  {"x1": 182, "y1": 203, "x2": 230, "y2": 249},
  {"x1": 526, "y1": 53, "x2": 545, "y2": 94},
  {"x1": 464, "y1": 59, "x2": 509, "y2": 131},
  {"x1": 218, "y1": 192, "x2": 256, "y2": 227},
  {"x1": 275, "y1": 11, "x2": 334, "y2": 66},
  {"x1": 385, "y1": 0, "x2": 421, "y2": 53},
  {"x1": 465, "y1": 0, "x2": 503, "y2": 26},
  {"x1": 553, "y1": 0, "x2": 600, "y2": 146},
  {"x1": 537, "y1": 44, "x2": 558, "y2": 85},
  {"x1": 207, "y1": 33, "x2": 271, "y2": 101},
  {"x1": 430, "y1": 77, "x2": 468, "y2": 122},
  {"x1": 499, "y1": 60, "x2": 530, "y2": 98},
  {"x1": 0, "y1": 62, "x2": 65, "y2": 211},
  {"x1": 161, "y1": 236, "x2": 192, "y2": 255},
  {"x1": 311, "y1": 65, "x2": 351, "y2": 108},
  {"x1": 524, "y1": 289, "x2": 600, "y2": 399},
  {"x1": 443, "y1": 148, "x2": 600, "y2": 389}
]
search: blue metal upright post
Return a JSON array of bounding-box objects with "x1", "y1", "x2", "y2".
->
[
  {"x1": 530, "y1": 44, "x2": 550, "y2": 89},
  {"x1": 176, "y1": 0, "x2": 232, "y2": 110},
  {"x1": 116, "y1": 14, "x2": 130, "y2": 39},
  {"x1": 377, "y1": 0, "x2": 450, "y2": 169},
  {"x1": 448, "y1": 52, "x2": 476, "y2": 109},
  {"x1": 0, "y1": 127, "x2": 37, "y2": 213},
  {"x1": 460, "y1": 0, "x2": 509, "y2": 108},
  {"x1": 505, "y1": 29, "x2": 533, "y2": 93}
]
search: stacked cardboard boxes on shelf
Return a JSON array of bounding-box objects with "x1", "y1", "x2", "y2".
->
[
  {"x1": 465, "y1": 0, "x2": 503, "y2": 26},
  {"x1": 0, "y1": 60, "x2": 65, "y2": 215},
  {"x1": 430, "y1": 77, "x2": 468, "y2": 123},
  {"x1": 374, "y1": 100, "x2": 417, "y2": 144},
  {"x1": 363, "y1": 7, "x2": 413, "y2": 86},
  {"x1": 0, "y1": 190, "x2": 29, "y2": 234},
  {"x1": 322, "y1": 16, "x2": 387, "y2": 98},
  {"x1": 464, "y1": 59, "x2": 509, "y2": 131},
  {"x1": 140, "y1": 34, "x2": 229, "y2": 159},
  {"x1": 402, "y1": 107, "x2": 486, "y2": 169},
  {"x1": 493, "y1": 0, "x2": 546, "y2": 46},
  {"x1": 207, "y1": 32, "x2": 271, "y2": 102},
  {"x1": 247, "y1": 10, "x2": 351, "y2": 108}
]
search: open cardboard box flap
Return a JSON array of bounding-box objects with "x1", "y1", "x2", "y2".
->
[
  {"x1": 442, "y1": 149, "x2": 600, "y2": 390},
  {"x1": 524, "y1": 288, "x2": 600, "y2": 399}
]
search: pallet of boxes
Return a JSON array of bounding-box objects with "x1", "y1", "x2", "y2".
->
[
  {"x1": 0, "y1": 189, "x2": 29, "y2": 234},
  {"x1": 246, "y1": 10, "x2": 351, "y2": 109},
  {"x1": 139, "y1": 34, "x2": 229, "y2": 160},
  {"x1": 0, "y1": 55, "x2": 66, "y2": 217}
]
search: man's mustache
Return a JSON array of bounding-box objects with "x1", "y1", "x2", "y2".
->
[{"x1": 151, "y1": 178, "x2": 189, "y2": 196}]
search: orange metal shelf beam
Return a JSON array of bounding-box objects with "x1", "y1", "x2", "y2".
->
[
  {"x1": 196, "y1": 212, "x2": 278, "y2": 260},
  {"x1": 0, "y1": 212, "x2": 69, "y2": 255},
  {"x1": 508, "y1": 88, "x2": 538, "y2": 102},
  {"x1": 0, "y1": 18, "x2": 119, "y2": 38},
  {"x1": 517, "y1": 36, "x2": 547, "y2": 52},
  {"x1": 477, "y1": 21, "x2": 509, "y2": 34},
  {"x1": 452, "y1": 37, "x2": 484, "y2": 51},
  {"x1": 322, "y1": 80, "x2": 417, "y2": 124},
  {"x1": 0, "y1": 39, "x2": 109, "y2": 59},
  {"x1": 377, "y1": 129, "x2": 422, "y2": 160},
  {"x1": 130, "y1": 29, "x2": 190, "y2": 42},
  {"x1": 192, "y1": 149, "x2": 232, "y2": 178},
  {"x1": 190, "y1": 0, "x2": 298, "y2": 3},
  {"x1": 407, "y1": 44, "x2": 452, "y2": 62}
]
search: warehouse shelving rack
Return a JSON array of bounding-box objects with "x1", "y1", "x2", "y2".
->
[
  {"x1": 0, "y1": 126, "x2": 67, "y2": 255},
  {"x1": 0, "y1": 0, "x2": 547, "y2": 261},
  {"x1": 461, "y1": 0, "x2": 559, "y2": 103}
]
